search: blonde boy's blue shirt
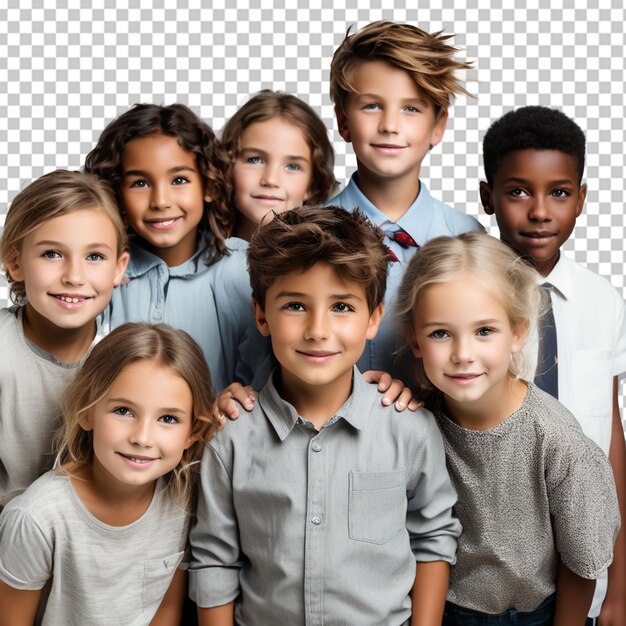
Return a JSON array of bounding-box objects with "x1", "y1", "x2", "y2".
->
[
  {"x1": 189, "y1": 367, "x2": 461, "y2": 626},
  {"x1": 108, "y1": 236, "x2": 269, "y2": 392},
  {"x1": 329, "y1": 174, "x2": 483, "y2": 374}
]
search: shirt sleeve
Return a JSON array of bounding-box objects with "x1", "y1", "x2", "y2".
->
[
  {"x1": 0, "y1": 507, "x2": 52, "y2": 590},
  {"x1": 188, "y1": 437, "x2": 242, "y2": 608},
  {"x1": 406, "y1": 412, "x2": 462, "y2": 564},
  {"x1": 548, "y1": 431, "x2": 620, "y2": 579},
  {"x1": 611, "y1": 287, "x2": 626, "y2": 377}
]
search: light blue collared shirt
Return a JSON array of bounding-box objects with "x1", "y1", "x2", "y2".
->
[
  {"x1": 108, "y1": 236, "x2": 269, "y2": 392},
  {"x1": 328, "y1": 174, "x2": 483, "y2": 375}
]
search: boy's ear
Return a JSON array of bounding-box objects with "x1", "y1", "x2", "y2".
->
[
  {"x1": 479, "y1": 181, "x2": 494, "y2": 215},
  {"x1": 335, "y1": 106, "x2": 352, "y2": 143},
  {"x1": 365, "y1": 303, "x2": 384, "y2": 340},
  {"x1": 113, "y1": 251, "x2": 131, "y2": 287},
  {"x1": 429, "y1": 110, "x2": 448, "y2": 149},
  {"x1": 403, "y1": 323, "x2": 422, "y2": 358},
  {"x1": 252, "y1": 298, "x2": 271, "y2": 337},
  {"x1": 575, "y1": 182, "x2": 587, "y2": 218}
]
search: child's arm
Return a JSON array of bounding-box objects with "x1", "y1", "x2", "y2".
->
[
  {"x1": 601, "y1": 376, "x2": 626, "y2": 626},
  {"x1": 218, "y1": 373, "x2": 419, "y2": 419},
  {"x1": 150, "y1": 568, "x2": 186, "y2": 626},
  {"x1": 198, "y1": 601, "x2": 235, "y2": 626},
  {"x1": 0, "y1": 581, "x2": 41, "y2": 626},
  {"x1": 553, "y1": 561, "x2": 595, "y2": 626},
  {"x1": 410, "y1": 561, "x2": 449, "y2": 626}
]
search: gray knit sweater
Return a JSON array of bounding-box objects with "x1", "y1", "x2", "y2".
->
[{"x1": 435, "y1": 383, "x2": 620, "y2": 614}]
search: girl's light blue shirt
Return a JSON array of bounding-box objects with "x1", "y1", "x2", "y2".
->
[{"x1": 107, "y1": 236, "x2": 270, "y2": 392}]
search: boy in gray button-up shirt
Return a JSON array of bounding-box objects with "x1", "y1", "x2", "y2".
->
[{"x1": 189, "y1": 206, "x2": 461, "y2": 626}]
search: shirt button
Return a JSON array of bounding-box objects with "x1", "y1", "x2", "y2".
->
[
  {"x1": 312, "y1": 442, "x2": 322, "y2": 452},
  {"x1": 153, "y1": 311, "x2": 162, "y2": 321},
  {"x1": 311, "y1": 516, "x2": 321, "y2": 525}
]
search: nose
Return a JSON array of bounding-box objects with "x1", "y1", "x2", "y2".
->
[
  {"x1": 378, "y1": 108, "x2": 399, "y2": 134},
  {"x1": 451, "y1": 336, "x2": 474, "y2": 364},
  {"x1": 528, "y1": 195, "x2": 551, "y2": 222},
  {"x1": 260, "y1": 162, "x2": 280, "y2": 187},
  {"x1": 61, "y1": 256, "x2": 86, "y2": 286},
  {"x1": 304, "y1": 309, "x2": 329, "y2": 341},
  {"x1": 130, "y1": 418, "x2": 154, "y2": 448},
  {"x1": 150, "y1": 183, "x2": 172, "y2": 210}
]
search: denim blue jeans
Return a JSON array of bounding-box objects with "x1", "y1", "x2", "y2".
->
[{"x1": 442, "y1": 594, "x2": 555, "y2": 625}]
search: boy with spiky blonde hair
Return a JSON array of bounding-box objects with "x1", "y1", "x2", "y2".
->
[{"x1": 329, "y1": 21, "x2": 483, "y2": 376}]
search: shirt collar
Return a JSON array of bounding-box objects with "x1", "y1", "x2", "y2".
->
[
  {"x1": 258, "y1": 365, "x2": 368, "y2": 441},
  {"x1": 540, "y1": 252, "x2": 573, "y2": 301},
  {"x1": 339, "y1": 174, "x2": 435, "y2": 246},
  {"x1": 124, "y1": 236, "x2": 209, "y2": 280}
]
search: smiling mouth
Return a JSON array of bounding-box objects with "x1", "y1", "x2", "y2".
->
[
  {"x1": 252, "y1": 195, "x2": 285, "y2": 202},
  {"x1": 52, "y1": 294, "x2": 92, "y2": 303},
  {"x1": 296, "y1": 350, "x2": 339, "y2": 362},
  {"x1": 446, "y1": 373, "x2": 482, "y2": 382},
  {"x1": 145, "y1": 217, "x2": 182, "y2": 230},
  {"x1": 521, "y1": 231, "x2": 557, "y2": 239},
  {"x1": 118, "y1": 453, "x2": 158, "y2": 464}
]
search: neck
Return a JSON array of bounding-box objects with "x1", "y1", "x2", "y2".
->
[
  {"x1": 233, "y1": 213, "x2": 257, "y2": 241},
  {"x1": 443, "y1": 377, "x2": 528, "y2": 431},
  {"x1": 355, "y1": 169, "x2": 421, "y2": 222},
  {"x1": 68, "y1": 461, "x2": 156, "y2": 526},
  {"x1": 22, "y1": 304, "x2": 96, "y2": 363},
  {"x1": 277, "y1": 368, "x2": 354, "y2": 430}
]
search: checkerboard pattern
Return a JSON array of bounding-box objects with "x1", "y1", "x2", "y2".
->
[{"x1": 1, "y1": 2, "x2": 624, "y2": 406}]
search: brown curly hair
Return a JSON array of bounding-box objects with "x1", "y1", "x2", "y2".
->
[
  {"x1": 221, "y1": 90, "x2": 337, "y2": 208},
  {"x1": 84, "y1": 103, "x2": 233, "y2": 265}
]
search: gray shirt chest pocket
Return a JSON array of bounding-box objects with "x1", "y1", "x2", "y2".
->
[
  {"x1": 348, "y1": 469, "x2": 406, "y2": 544},
  {"x1": 142, "y1": 550, "x2": 185, "y2": 611}
]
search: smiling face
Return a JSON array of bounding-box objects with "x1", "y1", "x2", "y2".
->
[
  {"x1": 408, "y1": 274, "x2": 527, "y2": 427},
  {"x1": 81, "y1": 359, "x2": 195, "y2": 494},
  {"x1": 232, "y1": 117, "x2": 313, "y2": 240},
  {"x1": 336, "y1": 60, "x2": 447, "y2": 192},
  {"x1": 7, "y1": 208, "x2": 128, "y2": 348},
  {"x1": 481, "y1": 149, "x2": 586, "y2": 277},
  {"x1": 121, "y1": 132, "x2": 210, "y2": 267},
  {"x1": 253, "y1": 261, "x2": 383, "y2": 412}
]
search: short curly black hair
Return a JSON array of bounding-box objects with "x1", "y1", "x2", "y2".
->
[{"x1": 482, "y1": 106, "x2": 586, "y2": 185}]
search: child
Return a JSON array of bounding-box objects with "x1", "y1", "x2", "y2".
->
[
  {"x1": 397, "y1": 232, "x2": 620, "y2": 625},
  {"x1": 0, "y1": 170, "x2": 129, "y2": 508},
  {"x1": 84, "y1": 103, "x2": 259, "y2": 391},
  {"x1": 480, "y1": 106, "x2": 626, "y2": 624},
  {"x1": 328, "y1": 20, "x2": 483, "y2": 375},
  {"x1": 221, "y1": 89, "x2": 337, "y2": 241},
  {"x1": 0, "y1": 323, "x2": 218, "y2": 625},
  {"x1": 189, "y1": 205, "x2": 461, "y2": 625}
]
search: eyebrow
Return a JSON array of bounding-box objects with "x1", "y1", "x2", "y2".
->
[
  {"x1": 123, "y1": 165, "x2": 197, "y2": 177},
  {"x1": 355, "y1": 93, "x2": 430, "y2": 108},
  {"x1": 32, "y1": 240, "x2": 115, "y2": 251},
  {"x1": 239, "y1": 147, "x2": 310, "y2": 163},
  {"x1": 275, "y1": 291, "x2": 363, "y2": 301},
  {"x1": 421, "y1": 318, "x2": 502, "y2": 328},
  {"x1": 106, "y1": 397, "x2": 187, "y2": 414},
  {"x1": 501, "y1": 176, "x2": 575, "y2": 185}
]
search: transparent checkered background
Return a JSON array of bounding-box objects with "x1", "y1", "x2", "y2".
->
[{"x1": 1, "y1": 1, "x2": 624, "y2": 406}]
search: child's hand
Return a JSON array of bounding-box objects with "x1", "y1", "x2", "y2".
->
[
  {"x1": 218, "y1": 383, "x2": 257, "y2": 420},
  {"x1": 362, "y1": 370, "x2": 421, "y2": 411}
]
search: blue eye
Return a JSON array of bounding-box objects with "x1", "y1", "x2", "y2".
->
[
  {"x1": 428, "y1": 329, "x2": 449, "y2": 339},
  {"x1": 362, "y1": 103, "x2": 381, "y2": 111},
  {"x1": 113, "y1": 406, "x2": 133, "y2": 417},
  {"x1": 159, "y1": 414, "x2": 180, "y2": 425},
  {"x1": 41, "y1": 250, "x2": 62, "y2": 259},
  {"x1": 245, "y1": 156, "x2": 263, "y2": 165},
  {"x1": 286, "y1": 163, "x2": 302, "y2": 171},
  {"x1": 477, "y1": 327, "x2": 495, "y2": 337},
  {"x1": 86, "y1": 252, "x2": 104, "y2": 262}
]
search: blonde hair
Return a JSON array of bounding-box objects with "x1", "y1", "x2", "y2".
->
[
  {"x1": 330, "y1": 21, "x2": 472, "y2": 117},
  {"x1": 56, "y1": 323, "x2": 219, "y2": 510},
  {"x1": 0, "y1": 170, "x2": 127, "y2": 305},
  {"x1": 397, "y1": 232, "x2": 545, "y2": 394},
  {"x1": 221, "y1": 90, "x2": 337, "y2": 206}
]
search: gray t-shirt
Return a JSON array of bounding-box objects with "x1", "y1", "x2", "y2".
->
[
  {"x1": 0, "y1": 471, "x2": 189, "y2": 625},
  {"x1": 0, "y1": 307, "x2": 89, "y2": 507},
  {"x1": 189, "y1": 367, "x2": 461, "y2": 626},
  {"x1": 436, "y1": 383, "x2": 620, "y2": 614}
]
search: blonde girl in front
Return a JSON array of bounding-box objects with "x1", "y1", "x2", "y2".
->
[
  {"x1": 397, "y1": 232, "x2": 619, "y2": 626},
  {"x1": 0, "y1": 170, "x2": 129, "y2": 508},
  {"x1": 0, "y1": 323, "x2": 219, "y2": 626}
]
